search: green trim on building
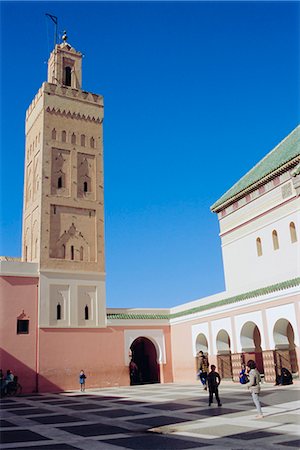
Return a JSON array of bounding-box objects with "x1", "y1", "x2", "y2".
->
[
  {"x1": 211, "y1": 126, "x2": 300, "y2": 211},
  {"x1": 107, "y1": 277, "x2": 300, "y2": 321}
]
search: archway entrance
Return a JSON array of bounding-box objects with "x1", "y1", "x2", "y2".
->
[
  {"x1": 216, "y1": 329, "x2": 232, "y2": 379},
  {"x1": 240, "y1": 321, "x2": 264, "y2": 374},
  {"x1": 130, "y1": 337, "x2": 160, "y2": 384},
  {"x1": 195, "y1": 333, "x2": 209, "y2": 371},
  {"x1": 274, "y1": 319, "x2": 298, "y2": 375}
]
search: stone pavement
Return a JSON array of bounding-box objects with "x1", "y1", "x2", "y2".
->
[{"x1": 0, "y1": 382, "x2": 299, "y2": 450}]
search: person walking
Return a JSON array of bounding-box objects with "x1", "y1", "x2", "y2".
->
[
  {"x1": 207, "y1": 364, "x2": 222, "y2": 406},
  {"x1": 247, "y1": 360, "x2": 263, "y2": 418},
  {"x1": 79, "y1": 370, "x2": 86, "y2": 392},
  {"x1": 239, "y1": 363, "x2": 249, "y2": 384},
  {"x1": 198, "y1": 351, "x2": 209, "y2": 390}
]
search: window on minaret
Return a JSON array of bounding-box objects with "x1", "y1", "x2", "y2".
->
[
  {"x1": 256, "y1": 237, "x2": 262, "y2": 257},
  {"x1": 64, "y1": 66, "x2": 72, "y2": 86},
  {"x1": 57, "y1": 303, "x2": 61, "y2": 320},
  {"x1": 58, "y1": 176, "x2": 63, "y2": 189},
  {"x1": 83, "y1": 181, "x2": 88, "y2": 193},
  {"x1": 71, "y1": 245, "x2": 74, "y2": 260},
  {"x1": 290, "y1": 222, "x2": 297, "y2": 243},
  {"x1": 71, "y1": 133, "x2": 76, "y2": 144},
  {"x1": 90, "y1": 137, "x2": 95, "y2": 148},
  {"x1": 85, "y1": 305, "x2": 89, "y2": 320},
  {"x1": 52, "y1": 128, "x2": 56, "y2": 140},
  {"x1": 62, "y1": 244, "x2": 66, "y2": 259},
  {"x1": 62, "y1": 130, "x2": 66, "y2": 143},
  {"x1": 272, "y1": 230, "x2": 279, "y2": 250},
  {"x1": 80, "y1": 246, "x2": 84, "y2": 261},
  {"x1": 81, "y1": 134, "x2": 86, "y2": 147}
]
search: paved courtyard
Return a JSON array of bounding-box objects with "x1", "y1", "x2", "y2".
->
[{"x1": 1, "y1": 382, "x2": 299, "y2": 450}]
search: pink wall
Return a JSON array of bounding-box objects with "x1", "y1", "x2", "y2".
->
[
  {"x1": 38, "y1": 325, "x2": 173, "y2": 392},
  {"x1": 0, "y1": 276, "x2": 38, "y2": 393}
]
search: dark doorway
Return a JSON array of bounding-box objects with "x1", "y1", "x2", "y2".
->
[{"x1": 130, "y1": 337, "x2": 160, "y2": 384}]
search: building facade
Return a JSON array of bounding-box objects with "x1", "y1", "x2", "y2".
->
[{"x1": 1, "y1": 37, "x2": 299, "y2": 393}]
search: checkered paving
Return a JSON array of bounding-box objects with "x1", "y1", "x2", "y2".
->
[{"x1": 0, "y1": 382, "x2": 299, "y2": 449}]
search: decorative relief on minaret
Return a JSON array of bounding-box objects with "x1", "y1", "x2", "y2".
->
[
  {"x1": 51, "y1": 148, "x2": 70, "y2": 196},
  {"x1": 50, "y1": 205, "x2": 96, "y2": 262},
  {"x1": 77, "y1": 153, "x2": 95, "y2": 199}
]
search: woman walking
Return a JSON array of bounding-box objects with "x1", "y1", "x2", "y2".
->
[{"x1": 247, "y1": 360, "x2": 263, "y2": 418}]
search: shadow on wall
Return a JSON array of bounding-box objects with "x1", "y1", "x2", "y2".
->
[{"x1": 0, "y1": 348, "x2": 61, "y2": 394}]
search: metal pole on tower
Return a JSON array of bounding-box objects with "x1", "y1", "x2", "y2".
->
[{"x1": 45, "y1": 13, "x2": 58, "y2": 47}]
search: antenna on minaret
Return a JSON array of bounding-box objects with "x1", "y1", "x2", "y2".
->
[{"x1": 46, "y1": 13, "x2": 58, "y2": 47}]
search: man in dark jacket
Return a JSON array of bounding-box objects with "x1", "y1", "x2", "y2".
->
[{"x1": 207, "y1": 365, "x2": 222, "y2": 406}]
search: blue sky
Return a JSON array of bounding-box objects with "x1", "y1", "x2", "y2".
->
[{"x1": 0, "y1": 1, "x2": 299, "y2": 308}]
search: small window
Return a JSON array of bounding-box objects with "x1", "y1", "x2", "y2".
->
[
  {"x1": 80, "y1": 246, "x2": 84, "y2": 261},
  {"x1": 62, "y1": 130, "x2": 66, "y2": 143},
  {"x1": 85, "y1": 305, "x2": 89, "y2": 320},
  {"x1": 81, "y1": 134, "x2": 86, "y2": 147},
  {"x1": 52, "y1": 128, "x2": 56, "y2": 140},
  {"x1": 53, "y1": 205, "x2": 56, "y2": 214},
  {"x1": 71, "y1": 133, "x2": 76, "y2": 145},
  {"x1": 256, "y1": 237, "x2": 262, "y2": 257},
  {"x1": 83, "y1": 181, "x2": 88, "y2": 192},
  {"x1": 272, "y1": 230, "x2": 279, "y2": 250},
  {"x1": 17, "y1": 319, "x2": 29, "y2": 334},
  {"x1": 62, "y1": 244, "x2": 66, "y2": 259},
  {"x1": 34, "y1": 238, "x2": 38, "y2": 258},
  {"x1": 57, "y1": 303, "x2": 61, "y2": 320},
  {"x1": 65, "y1": 66, "x2": 72, "y2": 86},
  {"x1": 90, "y1": 137, "x2": 95, "y2": 148},
  {"x1": 58, "y1": 176, "x2": 63, "y2": 189},
  {"x1": 71, "y1": 245, "x2": 74, "y2": 260},
  {"x1": 290, "y1": 222, "x2": 297, "y2": 243},
  {"x1": 25, "y1": 246, "x2": 28, "y2": 262}
]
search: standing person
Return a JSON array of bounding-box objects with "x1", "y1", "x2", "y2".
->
[
  {"x1": 198, "y1": 351, "x2": 209, "y2": 390},
  {"x1": 207, "y1": 365, "x2": 222, "y2": 406},
  {"x1": 129, "y1": 359, "x2": 140, "y2": 385},
  {"x1": 79, "y1": 370, "x2": 86, "y2": 392},
  {"x1": 247, "y1": 360, "x2": 263, "y2": 419},
  {"x1": 239, "y1": 363, "x2": 249, "y2": 384}
]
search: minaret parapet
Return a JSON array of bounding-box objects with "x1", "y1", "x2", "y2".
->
[{"x1": 44, "y1": 82, "x2": 103, "y2": 106}]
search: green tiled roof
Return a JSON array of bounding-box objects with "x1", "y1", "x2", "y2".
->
[
  {"x1": 211, "y1": 126, "x2": 300, "y2": 211},
  {"x1": 106, "y1": 277, "x2": 300, "y2": 321}
]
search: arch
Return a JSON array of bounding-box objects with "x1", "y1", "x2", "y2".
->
[
  {"x1": 64, "y1": 66, "x2": 72, "y2": 86},
  {"x1": 273, "y1": 318, "x2": 298, "y2": 374},
  {"x1": 195, "y1": 333, "x2": 208, "y2": 353},
  {"x1": 272, "y1": 229, "x2": 279, "y2": 250},
  {"x1": 256, "y1": 237, "x2": 262, "y2": 256},
  {"x1": 240, "y1": 321, "x2": 264, "y2": 373},
  {"x1": 290, "y1": 222, "x2": 297, "y2": 243},
  {"x1": 62, "y1": 130, "x2": 67, "y2": 143},
  {"x1": 216, "y1": 329, "x2": 231, "y2": 354},
  {"x1": 130, "y1": 337, "x2": 160, "y2": 384},
  {"x1": 71, "y1": 133, "x2": 76, "y2": 145},
  {"x1": 81, "y1": 134, "x2": 86, "y2": 147},
  {"x1": 273, "y1": 319, "x2": 295, "y2": 349}
]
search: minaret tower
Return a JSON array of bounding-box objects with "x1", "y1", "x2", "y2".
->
[{"x1": 22, "y1": 33, "x2": 106, "y2": 327}]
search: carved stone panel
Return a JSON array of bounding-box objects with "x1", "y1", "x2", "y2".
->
[{"x1": 49, "y1": 205, "x2": 96, "y2": 262}]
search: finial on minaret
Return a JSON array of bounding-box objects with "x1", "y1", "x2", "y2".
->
[{"x1": 62, "y1": 31, "x2": 68, "y2": 43}]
